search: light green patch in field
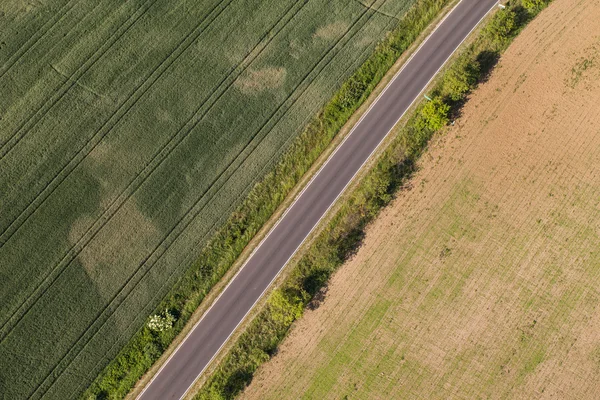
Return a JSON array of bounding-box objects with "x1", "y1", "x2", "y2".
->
[
  {"x1": 517, "y1": 346, "x2": 546, "y2": 382},
  {"x1": 234, "y1": 66, "x2": 287, "y2": 94},
  {"x1": 306, "y1": 299, "x2": 392, "y2": 399},
  {"x1": 439, "y1": 178, "x2": 485, "y2": 241},
  {"x1": 314, "y1": 21, "x2": 351, "y2": 42}
]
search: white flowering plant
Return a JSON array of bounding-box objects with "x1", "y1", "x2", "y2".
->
[{"x1": 147, "y1": 309, "x2": 176, "y2": 332}]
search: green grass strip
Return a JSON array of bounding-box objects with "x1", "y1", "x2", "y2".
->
[
  {"x1": 82, "y1": 0, "x2": 469, "y2": 398},
  {"x1": 193, "y1": 0, "x2": 553, "y2": 399}
]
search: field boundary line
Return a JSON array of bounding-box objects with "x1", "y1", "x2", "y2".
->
[{"x1": 28, "y1": 2, "x2": 394, "y2": 397}]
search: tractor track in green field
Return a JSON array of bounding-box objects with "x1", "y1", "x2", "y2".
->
[
  {"x1": 0, "y1": 0, "x2": 163, "y2": 160},
  {"x1": 0, "y1": 0, "x2": 77, "y2": 79},
  {"x1": 24, "y1": 1, "x2": 396, "y2": 397}
]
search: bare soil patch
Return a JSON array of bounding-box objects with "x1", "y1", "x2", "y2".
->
[{"x1": 242, "y1": 0, "x2": 600, "y2": 398}]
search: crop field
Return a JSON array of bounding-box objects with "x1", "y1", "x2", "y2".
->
[
  {"x1": 241, "y1": 0, "x2": 600, "y2": 398},
  {"x1": 0, "y1": 0, "x2": 420, "y2": 398}
]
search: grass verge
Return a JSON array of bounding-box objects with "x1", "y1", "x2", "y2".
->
[
  {"x1": 83, "y1": 0, "x2": 454, "y2": 398},
  {"x1": 193, "y1": 0, "x2": 554, "y2": 399}
]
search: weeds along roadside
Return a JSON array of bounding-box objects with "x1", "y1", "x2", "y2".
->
[
  {"x1": 83, "y1": 0, "x2": 453, "y2": 398},
  {"x1": 193, "y1": 0, "x2": 554, "y2": 399}
]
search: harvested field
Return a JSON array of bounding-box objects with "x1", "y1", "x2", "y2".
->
[
  {"x1": 0, "y1": 0, "x2": 418, "y2": 398},
  {"x1": 242, "y1": 0, "x2": 600, "y2": 398}
]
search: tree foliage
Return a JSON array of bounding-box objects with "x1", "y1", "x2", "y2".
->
[
  {"x1": 416, "y1": 97, "x2": 450, "y2": 132},
  {"x1": 268, "y1": 289, "x2": 304, "y2": 327},
  {"x1": 522, "y1": 0, "x2": 547, "y2": 11},
  {"x1": 442, "y1": 54, "x2": 481, "y2": 101},
  {"x1": 485, "y1": 9, "x2": 517, "y2": 47}
]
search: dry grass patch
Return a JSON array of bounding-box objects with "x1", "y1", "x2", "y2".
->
[{"x1": 234, "y1": 67, "x2": 287, "y2": 94}]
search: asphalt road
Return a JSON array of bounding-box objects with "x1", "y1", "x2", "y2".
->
[{"x1": 138, "y1": 0, "x2": 499, "y2": 398}]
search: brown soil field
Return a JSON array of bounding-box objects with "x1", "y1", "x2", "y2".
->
[{"x1": 241, "y1": 0, "x2": 600, "y2": 398}]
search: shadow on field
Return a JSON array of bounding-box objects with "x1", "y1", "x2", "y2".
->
[
  {"x1": 308, "y1": 286, "x2": 329, "y2": 311},
  {"x1": 476, "y1": 50, "x2": 501, "y2": 83}
]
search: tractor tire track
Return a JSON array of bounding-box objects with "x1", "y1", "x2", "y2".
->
[{"x1": 0, "y1": 0, "x2": 158, "y2": 159}]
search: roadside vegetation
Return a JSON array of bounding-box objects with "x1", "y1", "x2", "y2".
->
[{"x1": 193, "y1": 0, "x2": 553, "y2": 398}]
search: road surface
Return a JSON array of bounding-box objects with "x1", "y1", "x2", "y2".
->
[{"x1": 138, "y1": 0, "x2": 499, "y2": 398}]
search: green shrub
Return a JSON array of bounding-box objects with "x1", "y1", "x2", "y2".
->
[
  {"x1": 147, "y1": 310, "x2": 176, "y2": 332},
  {"x1": 416, "y1": 97, "x2": 450, "y2": 132},
  {"x1": 441, "y1": 53, "x2": 481, "y2": 101},
  {"x1": 485, "y1": 8, "x2": 518, "y2": 47},
  {"x1": 268, "y1": 289, "x2": 304, "y2": 327}
]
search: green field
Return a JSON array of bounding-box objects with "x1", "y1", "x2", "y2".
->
[{"x1": 0, "y1": 0, "x2": 417, "y2": 398}]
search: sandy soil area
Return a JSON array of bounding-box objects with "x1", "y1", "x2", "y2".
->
[{"x1": 241, "y1": 0, "x2": 600, "y2": 398}]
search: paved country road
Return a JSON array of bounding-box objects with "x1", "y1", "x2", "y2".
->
[{"x1": 138, "y1": 0, "x2": 499, "y2": 398}]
